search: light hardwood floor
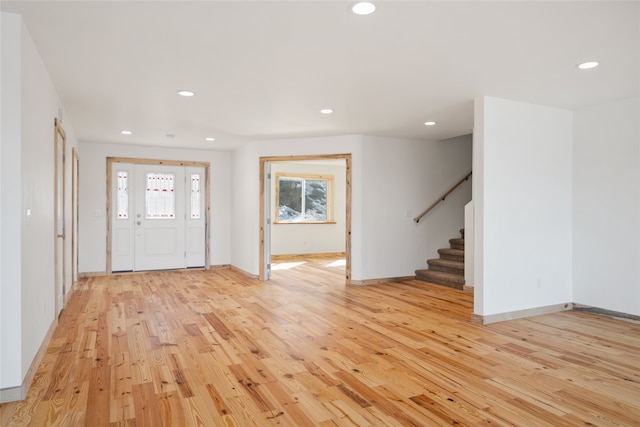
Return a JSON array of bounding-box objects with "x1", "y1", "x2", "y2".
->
[{"x1": 1, "y1": 254, "x2": 639, "y2": 426}]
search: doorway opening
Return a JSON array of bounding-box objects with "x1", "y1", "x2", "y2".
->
[
  {"x1": 259, "y1": 154, "x2": 352, "y2": 284},
  {"x1": 106, "y1": 157, "x2": 210, "y2": 273}
]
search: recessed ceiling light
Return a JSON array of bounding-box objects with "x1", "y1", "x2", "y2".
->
[
  {"x1": 121, "y1": 130, "x2": 132, "y2": 135},
  {"x1": 320, "y1": 108, "x2": 334, "y2": 114},
  {"x1": 205, "y1": 137, "x2": 216, "y2": 142},
  {"x1": 424, "y1": 121, "x2": 437, "y2": 126},
  {"x1": 177, "y1": 90, "x2": 195, "y2": 97},
  {"x1": 577, "y1": 61, "x2": 599, "y2": 70},
  {"x1": 352, "y1": 2, "x2": 376, "y2": 15}
]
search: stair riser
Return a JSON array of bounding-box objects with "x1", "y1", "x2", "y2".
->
[
  {"x1": 428, "y1": 264, "x2": 464, "y2": 276},
  {"x1": 415, "y1": 272, "x2": 464, "y2": 290},
  {"x1": 439, "y1": 253, "x2": 464, "y2": 262},
  {"x1": 438, "y1": 249, "x2": 464, "y2": 261},
  {"x1": 450, "y1": 242, "x2": 464, "y2": 250}
]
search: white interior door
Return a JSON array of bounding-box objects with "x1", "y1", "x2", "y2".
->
[{"x1": 134, "y1": 164, "x2": 186, "y2": 271}]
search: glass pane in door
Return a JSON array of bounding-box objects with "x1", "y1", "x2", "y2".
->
[{"x1": 145, "y1": 172, "x2": 176, "y2": 219}]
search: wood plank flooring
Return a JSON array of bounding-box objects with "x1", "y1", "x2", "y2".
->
[{"x1": 2, "y1": 254, "x2": 639, "y2": 426}]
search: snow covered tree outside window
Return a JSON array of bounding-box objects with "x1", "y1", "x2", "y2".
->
[{"x1": 277, "y1": 174, "x2": 333, "y2": 223}]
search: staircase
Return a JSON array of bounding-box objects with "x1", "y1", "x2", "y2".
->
[{"x1": 415, "y1": 229, "x2": 465, "y2": 290}]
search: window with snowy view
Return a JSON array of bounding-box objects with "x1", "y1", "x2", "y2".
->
[{"x1": 276, "y1": 174, "x2": 333, "y2": 223}]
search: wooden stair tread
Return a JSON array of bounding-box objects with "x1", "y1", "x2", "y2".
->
[
  {"x1": 439, "y1": 248, "x2": 464, "y2": 256},
  {"x1": 427, "y1": 258, "x2": 464, "y2": 269}
]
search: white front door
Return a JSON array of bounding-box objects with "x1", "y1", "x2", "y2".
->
[
  {"x1": 111, "y1": 162, "x2": 206, "y2": 272},
  {"x1": 134, "y1": 164, "x2": 186, "y2": 271}
]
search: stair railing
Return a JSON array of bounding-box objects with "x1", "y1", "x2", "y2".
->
[{"x1": 414, "y1": 171, "x2": 472, "y2": 223}]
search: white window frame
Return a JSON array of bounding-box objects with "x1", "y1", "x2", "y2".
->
[{"x1": 275, "y1": 173, "x2": 334, "y2": 224}]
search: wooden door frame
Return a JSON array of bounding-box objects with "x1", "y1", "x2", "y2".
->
[
  {"x1": 54, "y1": 118, "x2": 66, "y2": 315},
  {"x1": 71, "y1": 148, "x2": 79, "y2": 288},
  {"x1": 259, "y1": 154, "x2": 352, "y2": 284},
  {"x1": 106, "y1": 157, "x2": 211, "y2": 274}
]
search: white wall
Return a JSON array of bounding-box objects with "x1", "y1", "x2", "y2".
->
[
  {"x1": 464, "y1": 200, "x2": 474, "y2": 287},
  {"x1": 1, "y1": 12, "x2": 79, "y2": 393},
  {"x1": 1, "y1": 11, "x2": 23, "y2": 391},
  {"x1": 21, "y1": 15, "x2": 80, "y2": 383},
  {"x1": 78, "y1": 142, "x2": 232, "y2": 273},
  {"x1": 231, "y1": 134, "x2": 471, "y2": 281},
  {"x1": 573, "y1": 97, "x2": 640, "y2": 315},
  {"x1": 474, "y1": 97, "x2": 573, "y2": 317},
  {"x1": 270, "y1": 161, "x2": 346, "y2": 255}
]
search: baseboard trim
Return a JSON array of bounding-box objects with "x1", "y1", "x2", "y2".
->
[
  {"x1": 271, "y1": 252, "x2": 346, "y2": 261},
  {"x1": 78, "y1": 271, "x2": 107, "y2": 279},
  {"x1": 472, "y1": 303, "x2": 573, "y2": 325},
  {"x1": 350, "y1": 275, "x2": 416, "y2": 286},
  {"x1": 229, "y1": 265, "x2": 259, "y2": 279},
  {"x1": 64, "y1": 280, "x2": 75, "y2": 306},
  {"x1": 79, "y1": 265, "x2": 230, "y2": 279},
  {"x1": 0, "y1": 385, "x2": 23, "y2": 404},
  {"x1": 573, "y1": 304, "x2": 640, "y2": 322},
  {"x1": 0, "y1": 313, "x2": 58, "y2": 404},
  {"x1": 21, "y1": 314, "x2": 59, "y2": 401}
]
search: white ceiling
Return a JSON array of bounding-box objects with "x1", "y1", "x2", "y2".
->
[{"x1": 3, "y1": 1, "x2": 639, "y2": 151}]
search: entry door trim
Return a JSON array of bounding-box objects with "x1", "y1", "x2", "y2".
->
[
  {"x1": 259, "y1": 154, "x2": 352, "y2": 284},
  {"x1": 106, "y1": 157, "x2": 211, "y2": 274}
]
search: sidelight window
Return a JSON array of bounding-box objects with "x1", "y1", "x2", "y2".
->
[
  {"x1": 190, "y1": 173, "x2": 201, "y2": 219},
  {"x1": 116, "y1": 171, "x2": 129, "y2": 219}
]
